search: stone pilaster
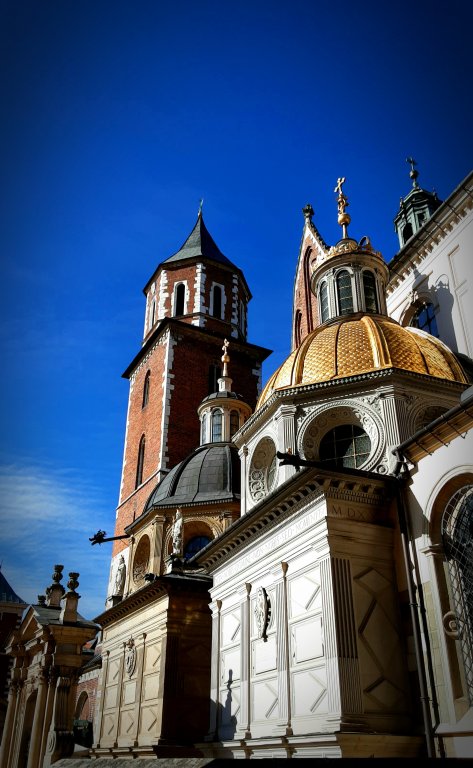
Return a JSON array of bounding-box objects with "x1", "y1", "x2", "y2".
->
[{"x1": 275, "y1": 405, "x2": 297, "y2": 483}]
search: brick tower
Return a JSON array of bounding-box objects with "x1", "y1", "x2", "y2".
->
[{"x1": 108, "y1": 210, "x2": 271, "y2": 580}]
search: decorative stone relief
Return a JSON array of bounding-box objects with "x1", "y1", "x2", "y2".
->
[
  {"x1": 254, "y1": 587, "x2": 271, "y2": 642},
  {"x1": 249, "y1": 437, "x2": 277, "y2": 502},
  {"x1": 133, "y1": 535, "x2": 150, "y2": 584},
  {"x1": 125, "y1": 637, "x2": 136, "y2": 677}
]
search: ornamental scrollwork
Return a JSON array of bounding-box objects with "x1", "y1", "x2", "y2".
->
[{"x1": 254, "y1": 587, "x2": 271, "y2": 641}]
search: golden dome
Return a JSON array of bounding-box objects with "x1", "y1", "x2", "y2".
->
[{"x1": 258, "y1": 314, "x2": 468, "y2": 407}]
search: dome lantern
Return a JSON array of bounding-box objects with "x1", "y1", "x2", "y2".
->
[{"x1": 309, "y1": 178, "x2": 390, "y2": 326}]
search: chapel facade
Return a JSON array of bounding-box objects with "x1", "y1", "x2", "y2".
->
[{"x1": 1, "y1": 167, "x2": 472, "y2": 764}]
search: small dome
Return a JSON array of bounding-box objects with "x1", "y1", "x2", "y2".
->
[
  {"x1": 258, "y1": 314, "x2": 468, "y2": 407},
  {"x1": 144, "y1": 443, "x2": 240, "y2": 511}
]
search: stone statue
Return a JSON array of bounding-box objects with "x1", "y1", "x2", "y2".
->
[
  {"x1": 114, "y1": 554, "x2": 126, "y2": 596},
  {"x1": 172, "y1": 509, "x2": 183, "y2": 555}
]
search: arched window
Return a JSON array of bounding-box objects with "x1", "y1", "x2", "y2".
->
[
  {"x1": 336, "y1": 270, "x2": 353, "y2": 315},
  {"x1": 211, "y1": 409, "x2": 223, "y2": 442},
  {"x1": 230, "y1": 410, "x2": 240, "y2": 438},
  {"x1": 402, "y1": 222, "x2": 413, "y2": 244},
  {"x1": 174, "y1": 283, "x2": 185, "y2": 316},
  {"x1": 319, "y1": 424, "x2": 370, "y2": 469},
  {"x1": 142, "y1": 370, "x2": 150, "y2": 408},
  {"x1": 201, "y1": 413, "x2": 208, "y2": 444},
  {"x1": 441, "y1": 485, "x2": 473, "y2": 703},
  {"x1": 411, "y1": 302, "x2": 439, "y2": 337},
  {"x1": 135, "y1": 435, "x2": 145, "y2": 488},
  {"x1": 212, "y1": 285, "x2": 222, "y2": 318},
  {"x1": 363, "y1": 270, "x2": 378, "y2": 313},
  {"x1": 239, "y1": 300, "x2": 246, "y2": 335},
  {"x1": 149, "y1": 299, "x2": 156, "y2": 329},
  {"x1": 319, "y1": 281, "x2": 329, "y2": 323},
  {"x1": 294, "y1": 310, "x2": 302, "y2": 347},
  {"x1": 184, "y1": 535, "x2": 212, "y2": 560}
]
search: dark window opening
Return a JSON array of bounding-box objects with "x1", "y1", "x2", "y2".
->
[
  {"x1": 208, "y1": 364, "x2": 222, "y2": 394},
  {"x1": 213, "y1": 285, "x2": 222, "y2": 318},
  {"x1": 175, "y1": 283, "x2": 185, "y2": 316},
  {"x1": 363, "y1": 271, "x2": 378, "y2": 313},
  {"x1": 402, "y1": 222, "x2": 413, "y2": 244},
  {"x1": 230, "y1": 410, "x2": 240, "y2": 437},
  {"x1": 295, "y1": 310, "x2": 302, "y2": 347},
  {"x1": 320, "y1": 281, "x2": 329, "y2": 323},
  {"x1": 135, "y1": 436, "x2": 146, "y2": 488},
  {"x1": 184, "y1": 535, "x2": 212, "y2": 560},
  {"x1": 319, "y1": 424, "x2": 370, "y2": 469},
  {"x1": 142, "y1": 370, "x2": 150, "y2": 408}
]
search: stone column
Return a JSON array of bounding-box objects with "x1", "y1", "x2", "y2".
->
[
  {"x1": 275, "y1": 405, "x2": 297, "y2": 483},
  {"x1": 0, "y1": 681, "x2": 20, "y2": 768},
  {"x1": 133, "y1": 633, "x2": 147, "y2": 746},
  {"x1": 26, "y1": 669, "x2": 48, "y2": 768},
  {"x1": 39, "y1": 668, "x2": 57, "y2": 768},
  {"x1": 93, "y1": 650, "x2": 109, "y2": 748},
  {"x1": 207, "y1": 599, "x2": 222, "y2": 740},
  {"x1": 275, "y1": 562, "x2": 293, "y2": 736},
  {"x1": 238, "y1": 583, "x2": 252, "y2": 739},
  {"x1": 43, "y1": 673, "x2": 76, "y2": 767},
  {"x1": 239, "y1": 446, "x2": 248, "y2": 516}
]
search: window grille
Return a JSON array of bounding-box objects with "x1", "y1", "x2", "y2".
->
[{"x1": 442, "y1": 485, "x2": 473, "y2": 704}]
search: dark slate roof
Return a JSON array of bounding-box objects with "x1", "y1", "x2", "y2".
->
[
  {"x1": 143, "y1": 443, "x2": 240, "y2": 512},
  {"x1": 200, "y1": 390, "x2": 244, "y2": 404},
  {"x1": 163, "y1": 212, "x2": 237, "y2": 268},
  {"x1": 0, "y1": 569, "x2": 25, "y2": 604}
]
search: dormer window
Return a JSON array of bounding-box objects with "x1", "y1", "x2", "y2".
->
[
  {"x1": 336, "y1": 270, "x2": 353, "y2": 315},
  {"x1": 362, "y1": 270, "x2": 378, "y2": 313}
]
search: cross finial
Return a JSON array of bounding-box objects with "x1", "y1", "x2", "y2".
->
[
  {"x1": 334, "y1": 177, "x2": 346, "y2": 196},
  {"x1": 406, "y1": 157, "x2": 419, "y2": 188},
  {"x1": 334, "y1": 177, "x2": 350, "y2": 237}
]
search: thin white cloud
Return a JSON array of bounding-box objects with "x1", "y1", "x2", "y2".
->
[{"x1": 0, "y1": 460, "x2": 115, "y2": 620}]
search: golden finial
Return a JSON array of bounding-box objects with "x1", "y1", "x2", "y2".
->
[
  {"x1": 334, "y1": 177, "x2": 351, "y2": 238},
  {"x1": 221, "y1": 338, "x2": 230, "y2": 377}
]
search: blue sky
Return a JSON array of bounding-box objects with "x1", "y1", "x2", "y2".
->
[{"x1": 1, "y1": 0, "x2": 472, "y2": 619}]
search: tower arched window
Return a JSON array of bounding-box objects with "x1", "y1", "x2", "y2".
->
[
  {"x1": 363, "y1": 270, "x2": 378, "y2": 313},
  {"x1": 201, "y1": 413, "x2": 208, "y2": 444},
  {"x1": 135, "y1": 435, "x2": 146, "y2": 488},
  {"x1": 441, "y1": 485, "x2": 473, "y2": 703},
  {"x1": 212, "y1": 285, "x2": 222, "y2": 318},
  {"x1": 319, "y1": 281, "x2": 329, "y2": 323},
  {"x1": 142, "y1": 370, "x2": 150, "y2": 408},
  {"x1": 319, "y1": 424, "x2": 370, "y2": 469},
  {"x1": 336, "y1": 270, "x2": 353, "y2": 315},
  {"x1": 230, "y1": 410, "x2": 240, "y2": 438},
  {"x1": 174, "y1": 283, "x2": 185, "y2": 316},
  {"x1": 150, "y1": 299, "x2": 156, "y2": 329},
  {"x1": 211, "y1": 409, "x2": 223, "y2": 442},
  {"x1": 239, "y1": 300, "x2": 246, "y2": 336},
  {"x1": 402, "y1": 222, "x2": 413, "y2": 244},
  {"x1": 208, "y1": 364, "x2": 221, "y2": 394},
  {"x1": 411, "y1": 302, "x2": 439, "y2": 337}
]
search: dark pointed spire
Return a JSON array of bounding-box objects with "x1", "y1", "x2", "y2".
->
[{"x1": 164, "y1": 213, "x2": 236, "y2": 268}]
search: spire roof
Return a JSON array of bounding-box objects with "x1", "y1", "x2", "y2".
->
[
  {"x1": 0, "y1": 568, "x2": 26, "y2": 604},
  {"x1": 164, "y1": 212, "x2": 236, "y2": 268}
]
